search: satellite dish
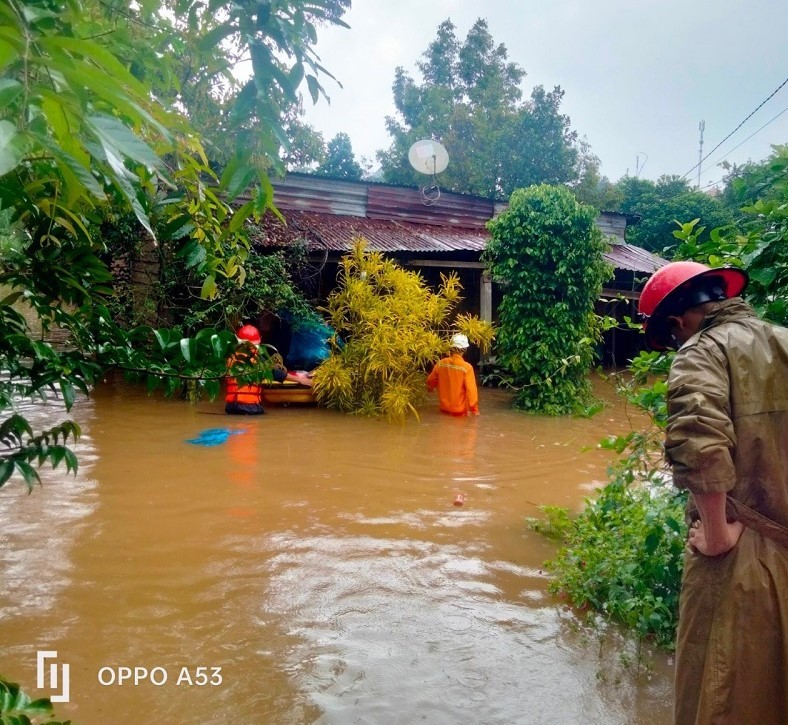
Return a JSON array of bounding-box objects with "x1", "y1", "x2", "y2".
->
[
  {"x1": 408, "y1": 140, "x2": 449, "y2": 206},
  {"x1": 408, "y1": 139, "x2": 449, "y2": 175}
]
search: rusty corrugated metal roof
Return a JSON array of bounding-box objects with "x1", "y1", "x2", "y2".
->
[
  {"x1": 603, "y1": 243, "x2": 667, "y2": 273},
  {"x1": 367, "y1": 186, "x2": 493, "y2": 229},
  {"x1": 252, "y1": 210, "x2": 489, "y2": 253},
  {"x1": 269, "y1": 175, "x2": 367, "y2": 217},
  {"x1": 249, "y1": 209, "x2": 667, "y2": 273}
]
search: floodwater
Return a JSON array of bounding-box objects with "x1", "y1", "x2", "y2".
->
[{"x1": 0, "y1": 379, "x2": 674, "y2": 724}]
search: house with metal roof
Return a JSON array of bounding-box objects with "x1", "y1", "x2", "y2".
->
[{"x1": 246, "y1": 173, "x2": 667, "y2": 365}]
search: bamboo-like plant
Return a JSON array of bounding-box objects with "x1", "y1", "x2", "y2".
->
[{"x1": 312, "y1": 239, "x2": 494, "y2": 421}]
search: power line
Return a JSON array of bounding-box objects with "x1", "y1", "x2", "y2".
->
[
  {"x1": 696, "y1": 104, "x2": 788, "y2": 183},
  {"x1": 681, "y1": 74, "x2": 788, "y2": 180}
]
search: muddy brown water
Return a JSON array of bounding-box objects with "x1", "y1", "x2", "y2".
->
[{"x1": 0, "y1": 379, "x2": 673, "y2": 724}]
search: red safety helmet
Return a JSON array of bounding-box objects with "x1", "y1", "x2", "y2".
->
[
  {"x1": 639, "y1": 261, "x2": 748, "y2": 350},
  {"x1": 236, "y1": 324, "x2": 262, "y2": 345}
]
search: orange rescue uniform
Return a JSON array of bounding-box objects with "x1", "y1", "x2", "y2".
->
[{"x1": 426, "y1": 353, "x2": 479, "y2": 416}]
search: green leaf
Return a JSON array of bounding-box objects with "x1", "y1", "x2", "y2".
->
[
  {"x1": 49, "y1": 445, "x2": 67, "y2": 468},
  {"x1": 211, "y1": 333, "x2": 230, "y2": 360},
  {"x1": 230, "y1": 81, "x2": 258, "y2": 125},
  {"x1": 63, "y1": 448, "x2": 78, "y2": 473},
  {"x1": 0, "y1": 37, "x2": 20, "y2": 71},
  {"x1": 179, "y1": 337, "x2": 197, "y2": 364},
  {"x1": 154, "y1": 328, "x2": 172, "y2": 352},
  {"x1": 197, "y1": 23, "x2": 235, "y2": 53},
  {"x1": 40, "y1": 36, "x2": 149, "y2": 98},
  {"x1": 184, "y1": 241, "x2": 207, "y2": 268},
  {"x1": 59, "y1": 379, "x2": 76, "y2": 411},
  {"x1": 0, "y1": 78, "x2": 23, "y2": 107},
  {"x1": 16, "y1": 460, "x2": 40, "y2": 489},
  {"x1": 0, "y1": 119, "x2": 25, "y2": 176},
  {"x1": 305, "y1": 75, "x2": 320, "y2": 104},
  {"x1": 0, "y1": 459, "x2": 13, "y2": 488},
  {"x1": 748, "y1": 267, "x2": 777, "y2": 287},
  {"x1": 45, "y1": 141, "x2": 107, "y2": 201},
  {"x1": 87, "y1": 115, "x2": 163, "y2": 170},
  {"x1": 200, "y1": 275, "x2": 218, "y2": 299},
  {"x1": 204, "y1": 378, "x2": 220, "y2": 400},
  {"x1": 220, "y1": 160, "x2": 257, "y2": 200},
  {"x1": 227, "y1": 200, "x2": 255, "y2": 235}
]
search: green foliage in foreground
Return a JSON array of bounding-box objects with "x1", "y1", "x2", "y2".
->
[
  {"x1": 531, "y1": 478, "x2": 687, "y2": 650},
  {"x1": 0, "y1": 675, "x2": 69, "y2": 725},
  {"x1": 529, "y1": 352, "x2": 688, "y2": 649},
  {"x1": 528, "y1": 151, "x2": 788, "y2": 650}
]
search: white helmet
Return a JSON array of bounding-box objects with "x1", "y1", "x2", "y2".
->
[{"x1": 450, "y1": 333, "x2": 469, "y2": 350}]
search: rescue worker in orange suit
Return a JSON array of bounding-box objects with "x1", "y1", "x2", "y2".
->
[
  {"x1": 639, "y1": 261, "x2": 788, "y2": 724},
  {"x1": 225, "y1": 324, "x2": 287, "y2": 415},
  {"x1": 426, "y1": 333, "x2": 480, "y2": 416}
]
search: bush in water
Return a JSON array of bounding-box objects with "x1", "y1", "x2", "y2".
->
[
  {"x1": 484, "y1": 184, "x2": 613, "y2": 415},
  {"x1": 313, "y1": 239, "x2": 494, "y2": 421},
  {"x1": 528, "y1": 352, "x2": 688, "y2": 650}
]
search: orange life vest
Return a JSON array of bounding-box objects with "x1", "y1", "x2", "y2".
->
[{"x1": 225, "y1": 351, "x2": 262, "y2": 405}]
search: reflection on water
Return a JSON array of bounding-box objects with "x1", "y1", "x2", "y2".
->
[{"x1": 0, "y1": 379, "x2": 673, "y2": 724}]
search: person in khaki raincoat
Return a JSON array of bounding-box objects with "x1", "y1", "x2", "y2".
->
[{"x1": 639, "y1": 261, "x2": 788, "y2": 725}]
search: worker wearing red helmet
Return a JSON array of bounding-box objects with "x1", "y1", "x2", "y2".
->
[
  {"x1": 225, "y1": 324, "x2": 286, "y2": 415},
  {"x1": 639, "y1": 261, "x2": 788, "y2": 723}
]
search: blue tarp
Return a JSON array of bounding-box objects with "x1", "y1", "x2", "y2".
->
[
  {"x1": 186, "y1": 428, "x2": 246, "y2": 447},
  {"x1": 285, "y1": 316, "x2": 332, "y2": 371}
]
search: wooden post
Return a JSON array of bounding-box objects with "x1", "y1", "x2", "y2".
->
[{"x1": 480, "y1": 271, "x2": 492, "y2": 364}]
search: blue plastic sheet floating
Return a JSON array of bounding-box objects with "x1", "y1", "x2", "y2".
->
[{"x1": 186, "y1": 428, "x2": 246, "y2": 447}]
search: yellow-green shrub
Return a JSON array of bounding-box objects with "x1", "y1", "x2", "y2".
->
[{"x1": 312, "y1": 239, "x2": 494, "y2": 420}]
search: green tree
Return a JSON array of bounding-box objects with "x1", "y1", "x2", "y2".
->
[
  {"x1": 0, "y1": 0, "x2": 349, "y2": 489},
  {"x1": 615, "y1": 175, "x2": 733, "y2": 256},
  {"x1": 377, "y1": 18, "x2": 581, "y2": 199},
  {"x1": 317, "y1": 132, "x2": 364, "y2": 179},
  {"x1": 570, "y1": 140, "x2": 623, "y2": 210},
  {"x1": 484, "y1": 184, "x2": 612, "y2": 414},
  {"x1": 87, "y1": 0, "x2": 349, "y2": 176},
  {"x1": 719, "y1": 146, "x2": 788, "y2": 211},
  {"x1": 162, "y1": 243, "x2": 316, "y2": 333}
]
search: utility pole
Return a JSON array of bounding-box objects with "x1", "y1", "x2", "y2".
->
[
  {"x1": 697, "y1": 120, "x2": 705, "y2": 189},
  {"x1": 635, "y1": 152, "x2": 648, "y2": 178}
]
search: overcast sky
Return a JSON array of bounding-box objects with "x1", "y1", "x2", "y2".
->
[{"x1": 300, "y1": 0, "x2": 788, "y2": 187}]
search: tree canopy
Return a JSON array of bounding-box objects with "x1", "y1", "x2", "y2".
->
[
  {"x1": 377, "y1": 18, "x2": 582, "y2": 200},
  {"x1": 614, "y1": 175, "x2": 733, "y2": 256},
  {"x1": 317, "y1": 132, "x2": 364, "y2": 179}
]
